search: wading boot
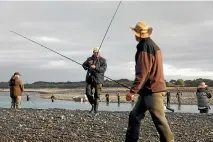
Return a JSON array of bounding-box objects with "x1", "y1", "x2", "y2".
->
[
  {"x1": 89, "y1": 104, "x2": 94, "y2": 113},
  {"x1": 94, "y1": 99, "x2": 99, "y2": 114},
  {"x1": 10, "y1": 103, "x2": 15, "y2": 108}
]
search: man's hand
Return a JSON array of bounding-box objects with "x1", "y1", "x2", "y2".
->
[
  {"x1": 126, "y1": 91, "x2": 135, "y2": 101},
  {"x1": 90, "y1": 65, "x2": 96, "y2": 69}
]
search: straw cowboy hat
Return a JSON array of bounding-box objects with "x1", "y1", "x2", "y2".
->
[
  {"x1": 198, "y1": 82, "x2": 208, "y2": 88},
  {"x1": 130, "y1": 21, "x2": 153, "y2": 38}
]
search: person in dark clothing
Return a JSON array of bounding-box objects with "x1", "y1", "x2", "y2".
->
[
  {"x1": 117, "y1": 91, "x2": 120, "y2": 104},
  {"x1": 196, "y1": 82, "x2": 212, "y2": 113},
  {"x1": 105, "y1": 93, "x2": 109, "y2": 105},
  {"x1": 27, "y1": 94, "x2": 30, "y2": 101},
  {"x1": 82, "y1": 47, "x2": 107, "y2": 113},
  {"x1": 125, "y1": 21, "x2": 174, "y2": 142},
  {"x1": 166, "y1": 90, "x2": 171, "y2": 107},
  {"x1": 51, "y1": 94, "x2": 55, "y2": 102},
  {"x1": 176, "y1": 90, "x2": 182, "y2": 105}
]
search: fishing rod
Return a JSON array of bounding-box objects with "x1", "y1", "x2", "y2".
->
[
  {"x1": 98, "y1": 0, "x2": 122, "y2": 51},
  {"x1": 10, "y1": 31, "x2": 130, "y2": 89}
]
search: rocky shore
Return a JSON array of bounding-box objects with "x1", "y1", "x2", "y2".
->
[{"x1": 0, "y1": 108, "x2": 212, "y2": 142}]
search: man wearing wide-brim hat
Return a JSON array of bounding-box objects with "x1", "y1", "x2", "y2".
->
[
  {"x1": 8, "y1": 72, "x2": 24, "y2": 109},
  {"x1": 125, "y1": 21, "x2": 174, "y2": 142}
]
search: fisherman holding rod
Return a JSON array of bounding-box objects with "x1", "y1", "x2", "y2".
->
[{"x1": 82, "y1": 47, "x2": 107, "y2": 114}]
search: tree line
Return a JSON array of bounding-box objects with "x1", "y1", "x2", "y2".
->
[{"x1": 0, "y1": 78, "x2": 212, "y2": 89}]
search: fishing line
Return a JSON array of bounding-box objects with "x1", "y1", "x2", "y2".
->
[
  {"x1": 24, "y1": 92, "x2": 37, "y2": 108},
  {"x1": 10, "y1": 31, "x2": 130, "y2": 89},
  {"x1": 98, "y1": 0, "x2": 122, "y2": 51}
]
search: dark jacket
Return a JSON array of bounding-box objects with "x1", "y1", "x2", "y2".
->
[
  {"x1": 130, "y1": 37, "x2": 167, "y2": 94},
  {"x1": 176, "y1": 92, "x2": 182, "y2": 99},
  {"x1": 166, "y1": 92, "x2": 171, "y2": 99},
  {"x1": 196, "y1": 87, "x2": 211, "y2": 109},
  {"x1": 9, "y1": 77, "x2": 24, "y2": 97},
  {"x1": 82, "y1": 55, "x2": 107, "y2": 84}
]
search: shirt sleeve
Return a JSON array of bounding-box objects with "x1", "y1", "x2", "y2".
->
[
  {"x1": 130, "y1": 51, "x2": 154, "y2": 94},
  {"x1": 95, "y1": 58, "x2": 107, "y2": 73}
]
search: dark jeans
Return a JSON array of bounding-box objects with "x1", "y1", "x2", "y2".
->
[
  {"x1": 117, "y1": 97, "x2": 120, "y2": 103},
  {"x1": 86, "y1": 83, "x2": 102, "y2": 112},
  {"x1": 125, "y1": 92, "x2": 174, "y2": 142},
  {"x1": 177, "y1": 97, "x2": 181, "y2": 105},
  {"x1": 86, "y1": 83, "x2": 102, "y2": 104},
  {"x1": 11, "y1": 96, "x2": 21, "y2": 109},
  {"x1": 167, "y1": 97, "x2": 170, "y2": 106},
  {"x1": 106, "y1": 98, "x2": 109, "y2": 103}
]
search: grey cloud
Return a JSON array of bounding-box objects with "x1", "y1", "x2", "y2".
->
[{"x1": 0, "y1": 1, "x2": 213, "y2": 82}]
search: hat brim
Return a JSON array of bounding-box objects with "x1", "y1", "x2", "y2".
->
[
  {"x1": 93, "y1": 50, "x2": 100, "y2": 53},
  {"x1": 14, "y1": 73, "x2": 21, "y2": 76},
  {"x1": 130, "y1": 27, "x2": 153, "y2": 38}
]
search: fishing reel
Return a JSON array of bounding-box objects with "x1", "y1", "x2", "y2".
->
[{"x1": 88, "y1": 60, "x2": 94, "y2": 66}]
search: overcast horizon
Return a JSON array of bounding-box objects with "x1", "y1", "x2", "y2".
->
[{"x1": 0, "y1": 1, "x2": 213, "y2": 83}]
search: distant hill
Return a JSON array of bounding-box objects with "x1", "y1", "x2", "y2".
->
[{"x1": 0, "y1": 78, "x2": 212, "y2": 89}]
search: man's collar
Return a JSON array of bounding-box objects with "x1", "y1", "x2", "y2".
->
[{"x1": 92, "y1": 55, "x2": 101, "y2": 58}]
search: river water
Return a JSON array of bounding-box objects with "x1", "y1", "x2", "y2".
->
[{"x1": 0, "y1": 92, "x2": 212, "y2": 113}]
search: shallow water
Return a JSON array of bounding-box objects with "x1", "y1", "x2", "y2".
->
[{"x1": 0, "y1": 92, "x2": 212, "y2": 113}]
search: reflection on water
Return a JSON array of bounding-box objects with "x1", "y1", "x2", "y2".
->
[
  {"x1": 106, "y1": 102, "x2": 109, "y2": 106},
  {"x1": 0, "y1": 92, "x2": 212, "y2": 113}
]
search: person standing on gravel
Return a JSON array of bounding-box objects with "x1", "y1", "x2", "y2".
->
[
  {"x1": 82, "y1": 47, "x2": 107, "y2": 114},
  {"x1": 125, "y1": 21, "x2": 174, "y2": 142},
  {"x1": 8, "y1": 72, "x2": 24, "y2": 109},
  {"x1": 196, "y1": 82, "x2": 212, "y2": 113}
]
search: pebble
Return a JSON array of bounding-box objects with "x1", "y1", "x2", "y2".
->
[{"x1": 0, "y1": 108, "x2": 212, "y2": 142}]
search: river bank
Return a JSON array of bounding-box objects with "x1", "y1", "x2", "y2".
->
[
  {"x1": 1, "y1": 87, "x2": 212, "y2": 105},
  {"x1": 38, "y1": 87, "x2": 213, "y2": 105},
  {"x1": 0, "y1": 108, "x2": 212, "y2": 142}
]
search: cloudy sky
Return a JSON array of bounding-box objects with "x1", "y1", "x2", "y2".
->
[{"x1": 0, "y1": 1, "x2": 213, "y2": 83}]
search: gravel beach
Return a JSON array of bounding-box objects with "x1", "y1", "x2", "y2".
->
[{"x1": 0, "y1": 108, "x2": 212, "y2": 142}]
